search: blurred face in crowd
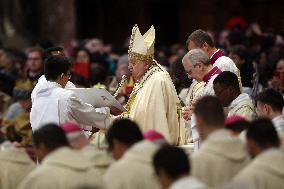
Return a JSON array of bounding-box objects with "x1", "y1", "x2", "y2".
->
[
  {"x1": 108, "y1": 139, "x2": 128, "y2": 160},
  {"x1": 276, "y1": 59, "x2": 284, "y2": 81},
  {"x1": 20, "y1": 98, "x2": 32, "y2": 110},
  {"x1": 128, "y1": 58, "x2": 150, "y2": 81},
  {"x1": 70, "y1": 135, "x2": 89, "y2": 150},
  {"x1": 85, "y1": 38, "x2": 104, "y2": 53},
  {"x1": 246, "y1": 138, "x2": 259, "y2": 158},
  {"x1": 155, "y1": 169, "x2": 172, "y2": 189},
  {"x1": 116, "y1": 64, "x2": 130, "y2": 80},
  {"x1": 256, "y1": 101, "x2": 269, "y2": 118},
  {"x1": 182, "y1": 58, "x2": 203, "y2": 81},
  {"x1": 26, "y1": 51, "x2": 43, "y2": 73},
  {"x1": 0, "y1": 52, "x2": 11, "y2": 70},
  {"x1": 76, "y1": 50, "x2": 90, "y2": 63},
  {"x1": 35, "y1": 143, "x2": 48, "y2": 162}
]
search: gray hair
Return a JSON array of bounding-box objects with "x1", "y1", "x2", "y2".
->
[{"x1": 182, "y1": 49, "x2": 210, "y2": 66}]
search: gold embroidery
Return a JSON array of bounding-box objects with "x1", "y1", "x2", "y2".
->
[
  {"x1": 121, "y1": 62, "x2": 162, "y2": 118},
  {"x1": 128, "y1": 51, "x2": 153, "y2": 62}
]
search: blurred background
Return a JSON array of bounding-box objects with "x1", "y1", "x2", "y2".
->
[{"x1": 1, "y1": 0, "x2": 284, "y2": 48}]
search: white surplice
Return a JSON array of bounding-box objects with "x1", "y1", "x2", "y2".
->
[
  {"x1": 227, "y1": 93, "x2": 254, "y2": 120},
  {"x1": 169, "y1": 176, "x2": 209, "y2": 189},
  {"x1": 104, "y1": 140, "x2": 161, "y2": 189},
  {"x1": 19, "y1": 147, "x2": 104, "y2": 189},
  {"x1": 230, "y1": 148, "x2": 284, "y2": 189},
  {"x1": 191, "y1": 129, "x2": 250, "y2": 188},
  {"x1": 0, "y1": 147, "x2": 36, "y2": 189},
  {"x1": 30, "y1": 81, "x2": 110, "y2": 131}
]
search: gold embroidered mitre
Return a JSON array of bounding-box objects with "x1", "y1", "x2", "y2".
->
[{"x1": 128, "y1": 24, "x2": 155, "y2": 61}]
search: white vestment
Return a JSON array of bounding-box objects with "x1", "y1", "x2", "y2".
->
[
  {"x1": 125, "y1": 63, "x2": 185, "y2": 145},
  {"x1": 82, "y1": 144, "x2": 113, "y2": 175},
  {"x1": 31, "y1": 75, "x2": 75, "y2": 103},
  {"x1": 191, "y1": 67, "x2": 222, "y2": 150},
  {"x1": 30, "y1": 81, "x2": 110, "y2": 131},
  {"x1": 227, "y1": 93, "x2": 254, "y2": 120},
  {"x1": 201, "y1": 75, "x2": 219, "y2": 96},
  {"x1": 19, "y1": 147, "x2": 104, "y2": 189},
  {"x1": 272, "y1": 115, "x2": 284, "y2": 134},
  {"x1": 185, "y1": 80, "x2": 205, "y2": 107},
  {"x1": 104, "y1": 140, "x2": 161, "y2": 189},
  {"x1": 230, "y1": 148, "x2": 284, "y2": 189},
  {"x1": 191, "y1": 129, "x2": 250, "y2": 188},
  {"x1": 183, "y1": 80, "x2": 205, "y2": 143},
  {"x1": 0, "y1": 147, "x2": 36, "y2": 189},
  {"x1": 169, "y1": 176, "x2": 209, "y2": 189},
  {"x1": 210, "y1": 49, "x2": 239, "y2": 76}
]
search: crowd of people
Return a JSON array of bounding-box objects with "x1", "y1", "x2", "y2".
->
[{"x1": 0, "y1": 19, "x2": 284, "y2": 189}]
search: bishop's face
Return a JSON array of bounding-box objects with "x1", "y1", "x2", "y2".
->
[{"x1": 128, "y1": 58, "x2": 150, "y2": 81}]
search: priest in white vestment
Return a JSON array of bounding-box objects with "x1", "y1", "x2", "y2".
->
[
  {"x1": 19, "y1": 124, "x2": 104, "y2": 189},
  {"x1": 153, "y1": 145, "x2": 208, "y2": 189},
  {"x1": 213, "y1": 71, "x2": 254, "y2": 120},
  {"x1": 19, "y1": 147, "x2": 104, "y2": 189},
  {"x1": 228, "y1": 119, "x2": 284, "y2": 189},
  {"x1": 122, "y1": 24, "x2": 185, "y2": 145},
  {"x1": 182, "y1": 49, "x2": 222, "y2": 150},
  {"x1": 255, "y1": 89, "x2": 284, "y2": 150},
  {"x1": 104, "y1": 140, "x2": 162, "y2": 189},
  {"x1": 191, "y1": 96, "x2": 249, "y2": 188},
  {"x1": 0, "y1": 147, "x2": 36, "y2": 189},
  {"x1": 30, "y1": 55, "x2": 110, "y2": 131}
]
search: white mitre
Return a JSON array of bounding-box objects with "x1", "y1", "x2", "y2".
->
[{"x1": 128, "y1": 24, "x2": 155, "y2": 61}]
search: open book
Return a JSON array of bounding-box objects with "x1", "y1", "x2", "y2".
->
[{"x1": 69, "y1": 88, "x2": 127, "y2": 112}]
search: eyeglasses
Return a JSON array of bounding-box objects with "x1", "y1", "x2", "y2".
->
[{"x1": 186, "y1": 63, "x2": 200, "y2": 77}]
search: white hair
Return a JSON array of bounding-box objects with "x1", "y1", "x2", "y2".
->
[{"x1": 182, "y1": 49, "x2": 210, "y2": 66}]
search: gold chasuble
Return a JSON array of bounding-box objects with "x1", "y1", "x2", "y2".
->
[{"x1": 123, "y1": 24, "x2": 186, "y2": 145}]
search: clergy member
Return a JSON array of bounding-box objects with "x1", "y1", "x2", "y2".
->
[
  {"x1": 30, "y1": 55, "x2": 110, "y2": 131},
  {"x1": 186, "y1": 29, "x2": 239, "y2": 76},
  {"x1": 229, "y1": 119, "x2": 284, "y2": 189},
  {"x1": 191, "y1": 96, "x2": 249, "y2": 187},
  {"x1": 182, "y1": 49, "x2": 222, "y2": 149},
  {"x1": 104, "y1": 119, "x2": 161, "y2": 189},
  {"x1": 0, "y1": 146, "x2": 35, "y2": 189},
  {"x1": 19, "y1": 124, "x2": 104, "y2": 189},
  {"x1": 213, "y1": 71, "x2": 254, "y2": 120},
  {"x1": 153, "y1": 145, "x2": 208, "y2": 189},
  {"x1": 123, "y1": 24, "x2": 185, "y2": 145}
]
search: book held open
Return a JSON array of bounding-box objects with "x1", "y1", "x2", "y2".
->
[{"x1": 69, "y1": 88, "x2": 127, "y2": 112}]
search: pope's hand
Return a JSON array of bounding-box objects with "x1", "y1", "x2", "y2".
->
[
  {"x1": 182, "y1": 106, "x2": 193, "y2": 121},
  {"x1": 110, "y1": 106, "x2": 123, "y2": 116}
]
